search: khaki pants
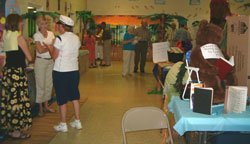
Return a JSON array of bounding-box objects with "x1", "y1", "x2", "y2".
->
[
  {"x1": 95, "y1": 41, "x2": 103, "y2": 59},
  {"x1": 34, "y1": 58, "x2": 54, "y2": 103},
  {"x1": 103, "y1": 39, "x2": 111, "y2": 65},
  {"x1": 122, "y1": 50, "x2": 134, "y2": 75}
]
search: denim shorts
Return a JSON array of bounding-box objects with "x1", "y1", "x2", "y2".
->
[{"x1": 52, "y1": 70, "x2": 80, "y2": 106}]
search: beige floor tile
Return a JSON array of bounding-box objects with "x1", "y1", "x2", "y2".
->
[{"x1": 49, "y1": 61, "x2": 184, "y2": 144}]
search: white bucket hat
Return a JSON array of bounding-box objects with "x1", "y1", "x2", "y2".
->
[{"x1": 56, "y1": 15, "x2": 74, "y2": 27}]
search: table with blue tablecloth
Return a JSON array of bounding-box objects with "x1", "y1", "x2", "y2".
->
[{"x1": 168, "y1": 96, "x2": 250, "y2": 136}]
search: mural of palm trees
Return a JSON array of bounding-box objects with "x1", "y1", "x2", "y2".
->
[
  {"x1": 76, "y1": 11, "x2": 95, "y2": 44},
  {"x1": 139, "y1": 13, "x2": 187, "y2": 42}
]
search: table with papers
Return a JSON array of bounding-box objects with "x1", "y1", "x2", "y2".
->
[{"x1": 168, "y1": 96, "x2": 250, "y2": 143}]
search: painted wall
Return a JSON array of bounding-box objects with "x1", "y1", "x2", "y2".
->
[
  {"x1": 17, "y1": 0, "x2": 87, "y2": 37},
  {"x1": 87, "y1": 0, "x2": 250, "y2": 26}
]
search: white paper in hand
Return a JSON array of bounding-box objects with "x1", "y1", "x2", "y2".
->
[
  {"x1": 200, "y1": 44, "x2": 224, "y2": 59},
  {"x1": 152, "y1": 42, "x2": 170, "y2": 63}
]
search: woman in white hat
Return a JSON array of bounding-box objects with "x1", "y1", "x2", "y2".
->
[{"x1": 45, "y1": 15, "x2": 82, "y2": 132}]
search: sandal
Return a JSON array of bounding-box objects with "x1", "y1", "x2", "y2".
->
[
  {"x1": 10, "y1": 132, "x2": 31, "y2": 139},
  {"x1": 44, "y1": 108, "x2": 56, "y2": 113},
  {"x1": 38, "y1": 111, "x2": 44, "y2": 117}
]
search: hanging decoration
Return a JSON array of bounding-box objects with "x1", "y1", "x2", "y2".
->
[
  {"x1": 235, "y1": 0, "x2": 244, "y2": 2},
  {"x1": 190, "y1": 0, "x2": 200, "y2": 5},
  {"x1": 154, "y1": 0, "x2": 166, "y2": 5},
  {"x1": 5, "y1": 0, "x2": 20, "y2": 16},
  {"x1": 0, "y1": 0, "x2": 5, "y2": 41}
]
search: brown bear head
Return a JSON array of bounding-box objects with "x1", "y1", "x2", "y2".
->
[{"x1": 196, "y1": 20, "x2": 223, "y2": 48}]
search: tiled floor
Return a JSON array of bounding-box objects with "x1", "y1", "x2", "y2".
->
[{"x1": 49, "y1": 61, "x2": 185, "y2": 144}]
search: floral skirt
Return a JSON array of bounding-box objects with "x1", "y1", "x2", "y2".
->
[{"x1": 0, "y1": 67, "x2": 32, "y2": 131}]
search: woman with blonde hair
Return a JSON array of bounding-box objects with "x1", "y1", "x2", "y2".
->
[
  {"x1": 1, "y1": 13, "x2": 32, "y2": 139},
  {"x1": 33, "y1": 15, "x2": 55, "y2": 116}
]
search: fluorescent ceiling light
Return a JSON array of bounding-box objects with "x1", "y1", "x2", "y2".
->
[{"x1": 27, "y1": 6, "x2": 34, "y2": 9}]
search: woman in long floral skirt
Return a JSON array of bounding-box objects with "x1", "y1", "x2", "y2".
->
[{"x1": 0, "y1": 14, "x2": 33, "y2": 139}]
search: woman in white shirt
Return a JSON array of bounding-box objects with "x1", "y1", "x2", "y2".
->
[
  {"x1": 33, "y1": 15, "x2": 55, "y2": 117},
  {"x1": 46, "y1": 15, "x2": 82, "y2": 132}
]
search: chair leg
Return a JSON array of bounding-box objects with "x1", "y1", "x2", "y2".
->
[
  {"x1": 161, "y1": 129, "x2": 169, "y2": 144},
  {"x1": 163, "y1": 93, "x2": 168, "y2": 113}
]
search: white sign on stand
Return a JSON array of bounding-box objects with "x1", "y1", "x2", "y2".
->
[{"x1": 152, "y1": 42, "x2": 170, "y2": 63}]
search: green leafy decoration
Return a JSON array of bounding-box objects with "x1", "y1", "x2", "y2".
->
[
  {"x1": 192, "y1": 21, "x2": 200, "y2": 27},
  {"x1": 174, "y1": 62, "x2": 187, "y2": 94},
  {"x1": 76, "y1": 11, "x2": 96, "y2": 30}
]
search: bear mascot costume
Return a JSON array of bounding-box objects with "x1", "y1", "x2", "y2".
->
[{"x1": 189, "y1": 20, "x2": 234, "y2": 103}]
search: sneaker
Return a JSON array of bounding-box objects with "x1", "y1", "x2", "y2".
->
[
  {"x1": 70, "y1": 120, "x2": 82, "y2": 130},
  {"x1": 54, "y1": 122, "x2": 68, "y2": 132}
]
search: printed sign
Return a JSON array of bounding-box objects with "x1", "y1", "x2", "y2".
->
[{"x1": 200, "y1": 44, "x2": 224, "y2": 59}]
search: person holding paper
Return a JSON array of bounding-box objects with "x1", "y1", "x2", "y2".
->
[
  {"x1": 134, "y1": 20, "x2": 151, "y2": 73},
  {"x1": 122, "y1": 26, "x2": 135, "y2": 76}
]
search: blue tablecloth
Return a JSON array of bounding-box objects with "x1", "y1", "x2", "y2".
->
[{"x1": 168, "y1": 96, "x2": 250, "y2": 136}]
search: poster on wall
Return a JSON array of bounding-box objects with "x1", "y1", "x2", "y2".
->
[
  {"x1": 190, "y1": 0, "x2": 200, "y2": 5},
  {"x1": 5, "y1": 0, "x2": 20, "y2": 16},
  {"x1": 0, "y1": 0, "x2": 5, "y2": 41},
  {"x1": 154, "y1": 0, "x2": 166, "y2": 5},
  {"x1": 0, "y1": 0, "x2": 5, "y2": 55},
  {"x1": 46, "y1": 0, "x2": 49, "y2": 11},
  {"x1": 234, "y1": 0, "x2": 244, "y2": 2},
  {"x1": 65, "y1": 2, "x2": 67, "y2": 13},
  {"x1": 58, "y1": 0, "x2": 60, "y2": 11}
]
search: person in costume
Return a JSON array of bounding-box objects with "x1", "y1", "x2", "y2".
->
[
  {"x1": 33, "y1": 15, "x2": 55, "y2": 117},
  {"x1": 46, "y1": 15, "x2": 82, "y2": 132},
  {"x1": 1, "y1": 13, "x2": 32, "y2": 139}
]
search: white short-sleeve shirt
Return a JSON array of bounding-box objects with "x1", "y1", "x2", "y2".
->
[
  {"x1": 33, "y1": 31, "x2": 55, "y2": 58},
  {"x1": 53, "y1": 32, "x2": 80, "y2": 72}
]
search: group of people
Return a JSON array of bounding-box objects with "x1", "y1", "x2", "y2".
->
[
  {"x1": 165, "y1": 21, "x2": 192, "y2": 50},
  {"x1": 122, "y1": 20, "x2": 192, "y2": 77},
  {"x1": 0, "y1": 13, "x2": 83, "y2": 139},
  {"x1": 122, "y1": 20, "x2": 152, "y2": 76},
  {"x1": 84, "y1": 22, "x2": 112, "y2": 68}
]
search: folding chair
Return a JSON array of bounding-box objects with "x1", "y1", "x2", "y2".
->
[
  {"x1": 122, "y1": 107, "x2": 173, "y2": 144},
  {"x1": 181, "y1": 59, "x2": 200, "y2": 100}
]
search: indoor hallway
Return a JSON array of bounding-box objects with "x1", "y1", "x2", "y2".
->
[{"x1": 49, "y1": 61, "x2": 164, "y2": 144}]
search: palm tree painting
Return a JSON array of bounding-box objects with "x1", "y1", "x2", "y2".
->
[
  {"x1": 139, "y1": 13, "x2": 187, "y2": 42},
  {"x1": 76, "y1": 11, "x2": 95, "y2": 44}
]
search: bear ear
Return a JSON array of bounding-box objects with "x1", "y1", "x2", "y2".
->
[{"x1": 199, "y1": 19, "x2": 208, "y2": 29}]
